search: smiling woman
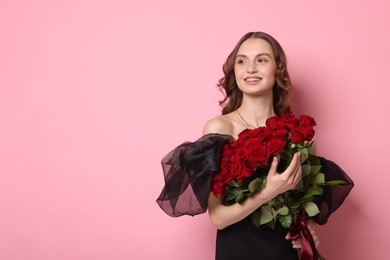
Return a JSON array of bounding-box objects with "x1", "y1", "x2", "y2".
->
[
  {"x1": 203, "y1": 32, "x2": 306, "y2": 260},
  {"x1": 218, "y1": 32, "x2": 292, "y2": 118},
  {"x1": 156, "y1": 32, "x2": 353, "y2": 260},
  {"x1": 234, "y1": 39, "x2": 277, "y2": 101}
]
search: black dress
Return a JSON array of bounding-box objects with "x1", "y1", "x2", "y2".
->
[
  {"x1": 156, "y1": 134, "x2": 353, "y2": 259},
  {"x1": 216, "y1": 217, "x2": 298, "y2": 260}
]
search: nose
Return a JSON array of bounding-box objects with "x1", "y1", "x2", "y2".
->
[{"x1": 247, "y1": 61, "x2": 258, "y2": 74}]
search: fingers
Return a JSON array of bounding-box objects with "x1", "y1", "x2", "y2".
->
[
  {"x1": 306, "y1": 218, "x2": 317, "y2": 228},
  {"x1": 273, "y1": 152, "x2": 300, "y2": 176},
  {"x1": 264, "y1": 153, "x2": 302, "y2": 198},
  {"x1": 292, "y1": 159, "x2": 302, "y2": 184},
  {"x1": 281, "y1": 152, "x2": 299, "y2": 176},
  {"x1": 289, "y1": 152, "x2": 301, "y2": 174},
  {"x1": 286, "y1": 219, "x2": 320, "y2": 250},
  {"x1": 268, "y1": 156, "x2": 279, "y2": 176},
  {"x1": 312, "y1": 233, "x2": 320, "y2": 248},
  {"x1": 291, "y1": 238, "x2": 302, "y2": 249},
  {"x1": 285, "y1": 233, "x2": 302, "y2": 249},
  {"x1": 291, "y1": 153, "x2": 302, "y2": 183},
  {"x1": 282, "y1": 153, "x2": 301, "y2": 187},
  {"x1": 306, "y1": 219, "x2": 320, "y2": 248}
]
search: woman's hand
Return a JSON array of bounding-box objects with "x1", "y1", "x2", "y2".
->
[
  {"x1": 208, "y1": 152, "x2": 302, "y2": 230},
  {"x1": 286, "y1": 219, "x2": 320, "y2": 249},
  {"x1": 254, "y1": 152, "x2": 302, "y2": 202}
]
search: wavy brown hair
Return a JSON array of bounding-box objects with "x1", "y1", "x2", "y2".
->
[{"x1": 218, "y1": 32, "x2": 293, "y2": 115}]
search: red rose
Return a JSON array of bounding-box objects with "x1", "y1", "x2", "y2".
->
[
  {"x1": 267, "y1": 138, "x2": 286, "y2": 155},
  {"x1": 290, "y1": 128, "x2": 306, "y2": 144},
  {"x1": 229, "y1": 141, "x2": 239, "y2": 149},
  {"x1": 299, "y1": 115, "x2": 316, "y2": 128},
  {"x1": 272, "y1": 128, "x2": 289, "y2": 140},
  {"x1": 296, "y1": 115, "x2": 316, "y2": 142},
  {"x1": 222, "y1": 144, "x2": 235, "y2": 158},
  {"x1": 215, "y1": 167, "x2": 234, "y2": 186},
  {"x1": 237, "y1": 129, "x2": 251, "y2": 141},
  {"x1": 244, "y1": 137, "x2": 261, "y2": 147},
  {"x1": 230, "y1": 159, "x2": 243, "y2": 179},
  {"x1": 235, "y1": 146, "x2": 248, "y2": 160},
  {"x1": 301, "y1": 128, "x2": 315, "y2": 141},
  {"x1": 266, "y1": 116, "x2": 286, "y2": 130},
  {"x1": 238, "y1": 159, "x2": 256, "y2": 181},
  {"x1": 281, "y1": 114, "x2": 299, "y2": 130},
  {"x1": 247, "y1": 127, "x2": 265, "y2": 138},
  {"x1": 261, "y1": 128, "x2": 273, "y2": 142},
  {"x1": 212, "y1": 182, "x2": 225, "y2": 197},
  {"x1": 220, "y1": 157, "x2": 229, "y2": 170},
  {"x1": 247, "y1": 144, "x2": 269, "y2": 164}
]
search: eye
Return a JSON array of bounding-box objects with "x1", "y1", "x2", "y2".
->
[
  {"x1": 257, "y1": 58, "x2": 268, "y2": 63},
  {"x1": 236, "y1": 59, "x2": 246, "y2": 64}
]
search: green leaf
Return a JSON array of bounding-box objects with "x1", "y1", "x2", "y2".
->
[
  {"x1": 278, "y1": 214, "x2": 293, "y2": 228},
  {"x1": 224, "y1": 191, "x2": 236, "y2": 202},
  {"x1": 293, "y1": 178, "x2": 304, "y2": 190},
  {"x1": 294, "y1": 186, "x2": 324, "y2": 205},
  {"x1": 267, "y1": 199, "x2": 276, "y2": 207},
  {"x1": 304, "y1": 202, "x2": 320, "y2": 217},
  {"x1": 251, "y1": 209, "x2": 262, "y2": 228},
  {"x1": 301, "y1": 164, "x2": 311, "y2": 177},
  {"x1": 276, "y1": 205, "x2": 289, "y2": 216},
  {"x1": 230, "y1": 180, "x2": 241, "y2": 187},
  {"x1": 248, "y1": 178, "x2": 263, "y2": 193},
  {"x1": 313, "y1": 173, "x2": 325, "y2": 185},
  {"x1": 324, "y1": 180, "x2": 347, "y2": 185},
  {"x1": 221, "y1": 200, "x2": 236, "y2": 206},
  {"x1": 298, "y1": 147, "x2": 309, "y2": 162},
  {"x1": 310, "y1": 165, "x2": 322, "y2": 175},
  {"x1": 260, "y1": 206, "x2": 274, "y2": 225},
  {"x1": 236, "y1": 193, "x2": 245, "y2": 203},
  {"x1": 304, "y1": 186, "x2": 323, "y2": 198},
  {"x1": 308, "y1": 154, "x2": 321, "y2": 165}
]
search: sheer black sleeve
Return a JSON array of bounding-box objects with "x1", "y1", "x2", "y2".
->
[
  {"x1": 156, "y1": 134, "x2": 233, "y2": 217},
  {"x1": 312, "y1": 157, "x2": 354, "y2": 225}
]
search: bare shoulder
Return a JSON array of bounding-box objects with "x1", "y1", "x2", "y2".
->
[{"x1": 203, "y1": 114, "x2": 235, "y2": 136}]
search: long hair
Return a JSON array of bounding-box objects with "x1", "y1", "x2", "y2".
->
[{"x1": 218, "y1": 32, "x2": 293, "y2": 115}]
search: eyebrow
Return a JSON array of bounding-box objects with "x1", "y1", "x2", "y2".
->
[{"x1": 235, "y1": 53, "x2": 272, "y2": 59}]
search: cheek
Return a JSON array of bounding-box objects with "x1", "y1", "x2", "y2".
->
[
  {"x1": 234, "y1": 70, "x2": 245, "y2": 89},
  {"x1": 266, "y1": 65, "x2": 277, "y2": 76},
  {"x1": 233, "y1": 65, "x2": 240, "y2": 74},
  {"x1": 233, "y1": 67, "x2": 243, "y2": 80}
]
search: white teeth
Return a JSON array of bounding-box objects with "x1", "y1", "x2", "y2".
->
[{"x1": 245, "y1": 78, "x2": 261, "y2": 82}]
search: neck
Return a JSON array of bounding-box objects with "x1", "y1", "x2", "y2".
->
[{"x1": 237, "y1": 93, "x2": 276, "y2": 128}]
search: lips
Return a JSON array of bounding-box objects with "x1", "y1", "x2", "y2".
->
[{"x1": 244, "y1": 76, "x2": 262, "y2": 83}]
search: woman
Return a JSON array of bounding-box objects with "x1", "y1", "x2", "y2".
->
[
  {"x1": 157, "y1": 32, "x2": 353, "y2": 260},
  {"x1": 203, "y1": 32, "x2": 318, "y2": 259}
]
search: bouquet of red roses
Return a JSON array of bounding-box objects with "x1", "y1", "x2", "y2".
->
[
  {"x1": 157, "y1": 113, "x2": 352, "y2": 259},
  {"x1": 211, "y1": 114, "x2": 344, "y2": 230}
]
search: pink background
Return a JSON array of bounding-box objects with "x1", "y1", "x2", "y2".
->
[{"x1": 1, "y1": 0, "x2": 389, "y2": 259}]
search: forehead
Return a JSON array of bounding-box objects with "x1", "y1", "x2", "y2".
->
[{"x1": 237, "y1": 38, "x2": 274, "y2": 57}]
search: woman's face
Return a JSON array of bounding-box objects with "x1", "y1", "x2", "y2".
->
[{"x1": 234, "y1": 38, "x2": 277, "y2": 97}]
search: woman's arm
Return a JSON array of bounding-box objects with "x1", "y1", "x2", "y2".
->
[
  {"x1": 203, "y1": 117, "x2": 302, "y2": 230},
  {"x1": 208, "y1": 153, "x2": 302, "y2": 230}
]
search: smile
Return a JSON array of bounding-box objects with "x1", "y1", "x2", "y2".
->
[{"x1": 244, "y1": 77, "x2": 262, "y2": 83}]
